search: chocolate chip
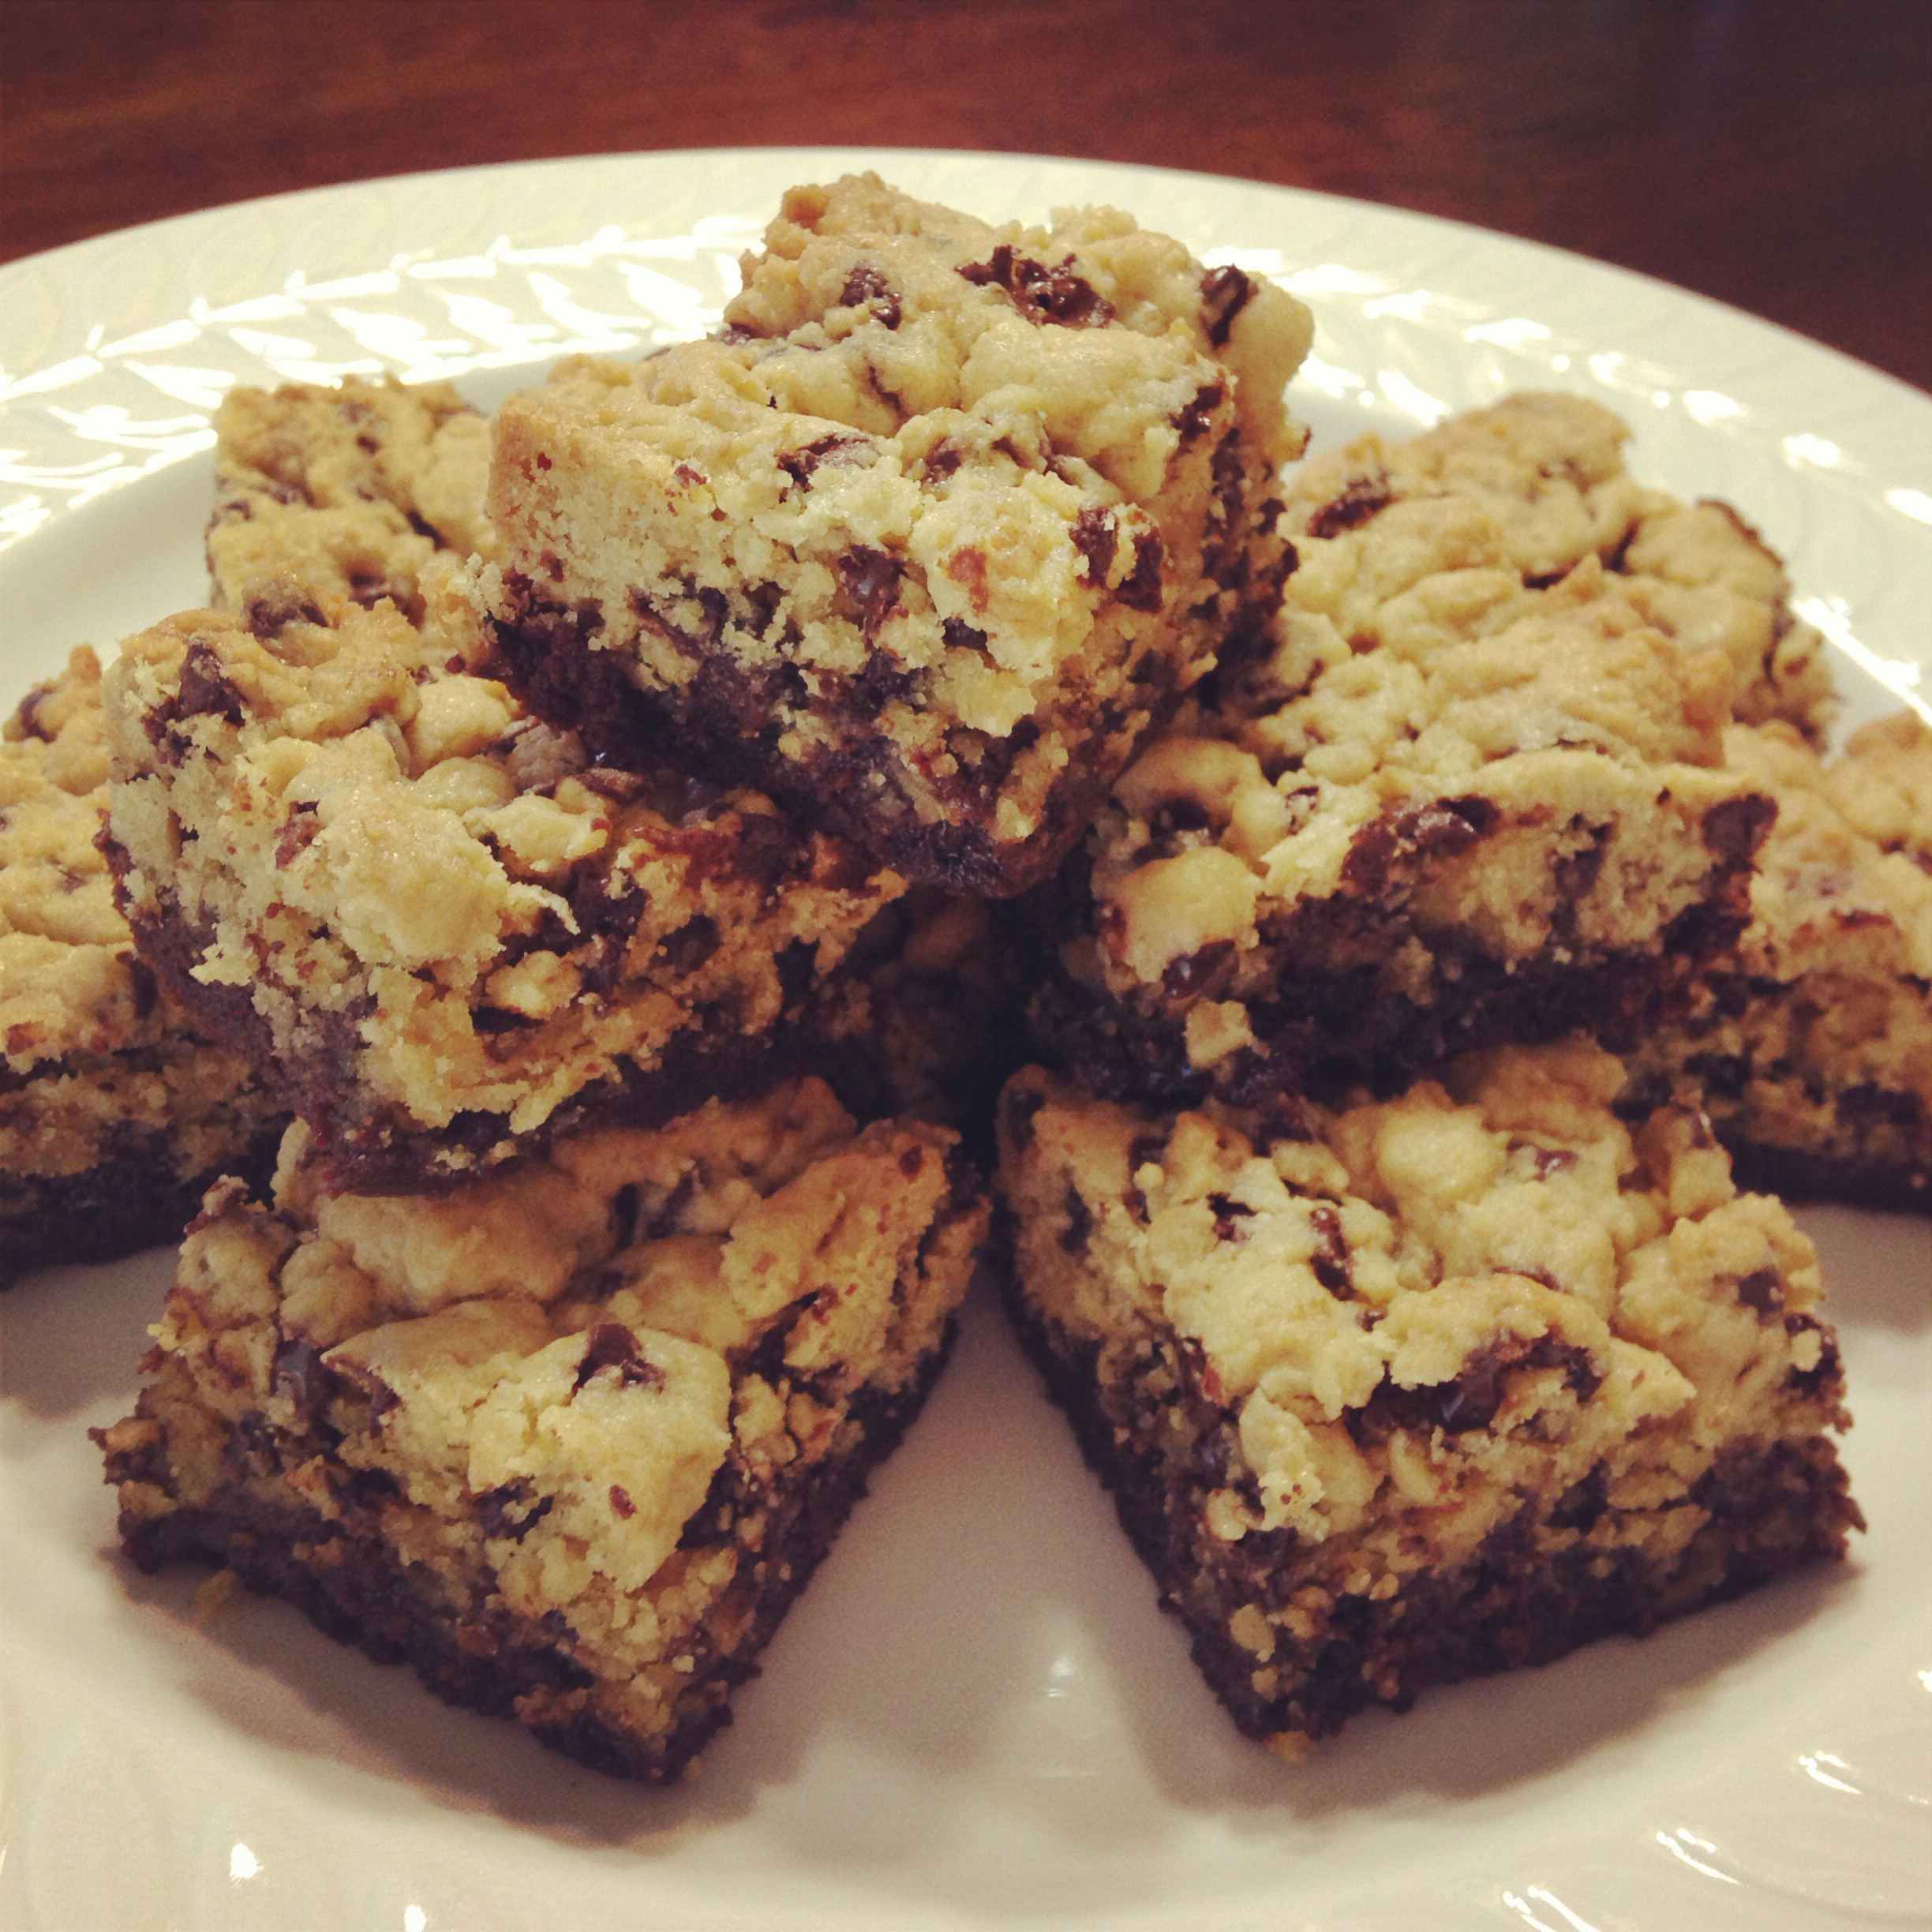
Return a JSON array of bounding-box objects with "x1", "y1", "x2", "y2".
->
[
  {"x1": 1118, "y1": 530, "x2": 1165, "y2": 612},
  {"x1": 836, "y1": 547, "x2": 903, "y2": 642},
  {"x1": 1125, "y1": 1131, "x2": 1166, "y2": 1223},
  {"x1": 1199, "y1": 266, "x2": 1255, "y2": 347},
  {"x1": 1702, "y1": 792, "x2": 1777, "y2": 865},
  {"x1": 958, "y1": 245, "x2": 1115, "y2": 327},
  {"x1": 659, "y1": 912, "x2": 720, "y2": 977},
  {"x1": 1060, "y1": 1185, "x2": 1095, "y2": 1254},
  {"x1": 1783, "y1": 1313, "x2": 1844, "y2": 1397},
  {"x1": 778, "y1": 431, "x2": 868, "y2": 485},
  {"x1": 609, "y1": 1182, "x2": 643, "y2": 1251},
  {"x1": 1341, "y1": 795, "x2": 1500, "y2": 895},
  {"x1": 9, "y1": 680, "x2": 56, "y2": 742},
  {"x1": 1736, "y1": 1267, "x2": 1784, "y2": 1314},
  {"x1": 837, "y1": 264, "x2": 902, "y2": 328},
  {"x1": 1305, "y1": 470, "x2": 1394, "y2": 541},
  {"x1": 1532, "y1": 1147, "x2": 1578, "y2": 1181},
  {"x1": 1208, "y1": 1193, "x2": 1255, "y2": 1242},
  {"x1": 273, "y1": 1337, "x2": 332, "y2": 1422},
  {"x1": 1163, "y1": 939, "x2": 1234, "y2": 997},
  {"x1": 1547, "y1": 1462, "x2": 1608, "y2": 1530},
  {"x1": 1309, "y1": 1203, "x2": 1352, "y2": 1296},
  {"x1": 477, "y1": 1481, "x2": 553, "y2": 1542},
  {"x1": 574, "y1": 1323, "x2": 665, "y2": 1392},
  {"x1": 1173, "y1": 383, "x2": 1225, "y2": 449},
  {"x1": 1070, "y1": 506, "x2": 1118, "y2": 586},
  {"x1": 170, "y1": 641, "x2": 245, "y2": 726},
  {"x1": 608, "y1": 1484, "x2": 637, "y2": 1519}
]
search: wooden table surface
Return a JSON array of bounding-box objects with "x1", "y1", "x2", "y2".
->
[{"x1": 4, "y1": 0, "x2": 1928, "y2": 393}]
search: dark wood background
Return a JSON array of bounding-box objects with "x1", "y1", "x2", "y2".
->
[{"x1": 3, "y1": 0, "x2": 1928, "y2": 391}]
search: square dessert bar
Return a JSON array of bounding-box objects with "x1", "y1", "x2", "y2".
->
[
  {"x1": 1033, "y1": 489, "x2": 1779, "y2": 1109},
  {"x1": 103, "y1": 597, "x2": 904, "y2": 1191},
  {"x1": 1623, "y1": 712, "x2": 1932, "y2": 1210},
  {"x1": 997, "y1": 1044, "x2": 1860, "y2": 1753},
  {"x1": 481, "y1": 173, "x2": 1315, "y2": 895},
  {"x1": 207, "y1": 376, "x2": 496, "y2": 623},
  {"x1": 1264, "y1": 391, "x2": 1835, "y2": 741},
  {"x1": 97, "y1": 1079, "x2": 989, "y2": 1780},
  {"x1": 1, "y1": 649, "x2": 283, "y2": 1286}
]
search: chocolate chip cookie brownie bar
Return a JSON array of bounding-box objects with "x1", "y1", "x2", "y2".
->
[
  {"x1": 997, "y1": 1043, "x2": 1859, "y2": 1754},
  {"x1": 2, "y1": 650, "x2": 283, "y2": 1285},
  {"x1": 207, "y1": 376, "x2": 496, "y2": 623},
  {"x1": 1623, "y1": 712, "x2": 1932, "y2": 1210},
  {"x1": 1033, "y1": 534, "x2": 1776, "y2": 1109},
  {"x1": 103, "y1": 597, "x2": 904, "y2": 1190},
  {"x1": 1265, "y1": 391, "x2": 1833, "y2": 739},
  {"x1": 481, "y1": 173, "x2": 1314, "y2": 895},
  {"x1": 96, "y1": 1079, "x2": 988, "y2": 1779}
]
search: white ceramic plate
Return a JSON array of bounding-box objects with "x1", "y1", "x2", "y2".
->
[{"x1": 1, "y1": 150, "x2": 1927, "y2": 1932}]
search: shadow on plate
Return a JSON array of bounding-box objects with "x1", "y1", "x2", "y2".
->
[
  {"x1": 0, "y1": 1245, "x2": 175, "y2": 1421},
  {"x1": 1793, "y1": 1205, "x2": 1930, "y2": 1335}
]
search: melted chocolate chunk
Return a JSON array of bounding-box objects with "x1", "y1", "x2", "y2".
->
[
  {"x1": 1060, "y1": 1185, "x2": 1095, "y2": 1254},
  {"x1": 836, "y1": 547, "x2": 904, "y2": 642},
  {"x1": 1174, "y1": 383, "x2": 1225, "y2": 448},
  {"x1": 1070, "y1": 506, "x2": 1118, "y2": 586},
  {"x1": 574, "y1": 1323, "x2": 666, "y2": 1393},
  {"x1": 958, "y1": 245, "x2": 1115, "y2": 328},
  {"x1": 477, "y1": 1481, "x2": 554, "y2": 1543},
  {"x1": 1199, "y1": 266, "x2": 1254, "y2": 348},
  {"x1": 1118, "y1": 530, "x2": 1165, "y2": 612},
  {"x1": 1308, "y1": 1203, "x2": 1353, "y2": 1296},
  {"x1": 170, "y1": 642, "x2": 247, "y2": 728},
  {"x1": 1341, "y1": 795, "x2": 1500, "y2": 895},
  {"x1": 273, "y1": 1338, "x2": 332, "y2": 1423},
  {"x1": 777, "y1": 431, "x2": 869, "y2": 485},
  {"x1": 1305, "y1": 471, "x2": 1395, "y2": 541},
  {"x1": 242, "y1": 578, "x2": 327, "y2": 639},
  {"x1": 658, "y1": 912, "x2": 720, "y2": 977},
  {"x1": 1208, "y1": 1193, "x2": 1255, "y2": 1242},
  {"x1": 837, "y1": 264, "x2": 902, "y2": 328},
  {"x1": 1702, "y1": 792, "x2": 1777, "y2": 865}
]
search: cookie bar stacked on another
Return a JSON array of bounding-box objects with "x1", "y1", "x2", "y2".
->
[
  {"x1": 1, "y1": 649, "x2": 284, "y2": 1285},
  {"x1": 96, "y1": 1079, "x2": 989, "y2": 1779},
  {"x1": 103, "y1": 599, "x2": 904, "y2": 1190},
  {"x1": 206, "y1": 375, "x2": 497, "y2": 621},
  {"x1": 1256, "y1": 391, "x2": 1834, "y2": 739},
  {"x1": 481, "y1": 173, "x2": 1314, "y2": 894},
  {"x1": 997, "y1": 1043, "x2": 1860, "y2": 1754},
  {"x1": 1033, "y1": 538, "x2": 1775, "y2": 1109},
  {"x1": 1623, "y1": 711, "x2": 1932, "y2": 1209}
]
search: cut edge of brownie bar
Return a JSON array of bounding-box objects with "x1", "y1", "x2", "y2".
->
[
  {"x1": 0, "y1": 1120, "x2": 283, "y2": 1289},
  {"x1": 999, "y1": 1261, "x2": 1860, "y2": 1752},
  {"x1": 993, "y1": 1054, "x2": 1863, "y2": 1754},
  {"x1": 485, "y1": 567, "x2": 1211, "y2": 900},
  {"x1": 99, "y1": 1327, "x2": 957, "y2": 1780},
  {"x1": 117, "y1": 875, "x2": 824, "y2": 1193}
]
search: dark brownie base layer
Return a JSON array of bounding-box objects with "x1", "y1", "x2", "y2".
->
[
  {"x1": 1024, "y1": 939, "x2": 1714, "y2": 1120},
  {"x1": 1000, "y1": 1256, "x2": 1863, "y2": 1748},
  {"x1": 99, "y1": 1326, "x2": 956, "y2": 1782},
  {"x1": 491, "y1": 594, "x2": 1202, "y2": 900},
  {"x1": 1724, "y1": 1141, "x2": 1931, "y2": 1216},
  {"x1": 0, "y1": 1127, "x2": 283, "y2": 1290}
]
